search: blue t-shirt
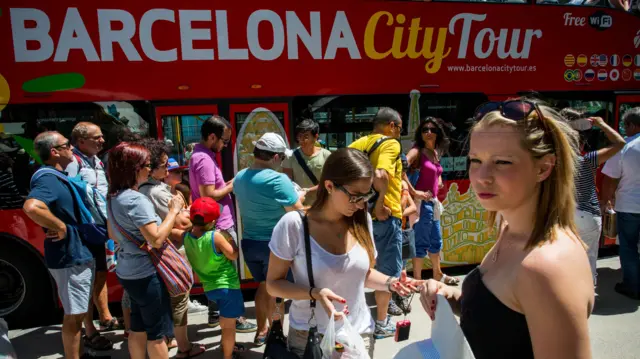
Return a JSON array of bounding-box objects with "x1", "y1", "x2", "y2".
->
[
  {"x1": 27, "y1": 167, "x2": 93, "y2": 269},
  {"x1": 109, "y1": 189, "x2": 161, "y2": 280},
  {"x1": 234, "y1": 168, "x2": 299, "y2": 241}
]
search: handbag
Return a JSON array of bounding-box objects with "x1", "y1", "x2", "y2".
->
[
  {"x1": 107, "y1": 201, "x2": 194, "y2": 297},
  {"x1": 263, "y1": 211, "x2": 323, "y2": 359}
]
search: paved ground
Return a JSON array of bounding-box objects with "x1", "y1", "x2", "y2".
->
[{"x1": 7, "y1": 256, "x2": 640, "y2": 359}]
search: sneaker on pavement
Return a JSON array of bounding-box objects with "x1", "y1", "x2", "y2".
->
[
  {"x1": 188, "y1": 299, "x2": 209, "y2": 314},
  {"x1": 374, "y1": 316, "x2": 396, "y2": 339},
  {"x1": 236, "y1": 317, "x2": 258, "y2": 333},
  {"x1": 208, "y1": 311, "x2": 220, "y2": 328},
  {"x1": 387, "y1": 298, "x2": 403, "y2": 316}
]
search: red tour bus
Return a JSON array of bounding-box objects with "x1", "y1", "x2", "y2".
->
[{"x1": 0, "y1": 0, "x2": 638, "y2": 324}]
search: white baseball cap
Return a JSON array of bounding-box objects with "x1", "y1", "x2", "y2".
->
[{"x1": 252, "y1": 133, "x2": 292, "y2": 157}]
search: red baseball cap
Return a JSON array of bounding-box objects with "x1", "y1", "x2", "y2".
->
[{"x1": 190, "y1": 197, "x2": 221, "y2": 225}]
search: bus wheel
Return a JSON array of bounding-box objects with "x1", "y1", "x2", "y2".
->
[{"x1": 0, "y1": 240, "x2": 55, "y2": 328}]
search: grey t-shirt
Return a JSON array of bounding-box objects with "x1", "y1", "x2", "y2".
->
[
  {"x1": 110, "y1": 189, "x2": 160, "y2": 280},
  {"x1": 138, "y1": 179, "x2": 173, "y2": 220}
]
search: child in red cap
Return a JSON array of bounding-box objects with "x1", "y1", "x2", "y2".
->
[{"x1": 183, "y1": 197, "x2": 245, "y2": 359}]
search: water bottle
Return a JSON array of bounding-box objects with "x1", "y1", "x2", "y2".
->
[{"x1": 603, "y1": 201, "x2": 617, "y2": 239}]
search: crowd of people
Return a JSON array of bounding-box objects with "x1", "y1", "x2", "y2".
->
[{"x1": 19, "y1": 99, "x2": 640, "y2": 359}]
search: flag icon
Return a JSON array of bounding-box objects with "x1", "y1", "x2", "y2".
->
[
  {"x1": 610, "y1": 69, "x2": 620, "y2": 81},
  {"x1": 635, "y1": 55, "x2": 640, "y2": 67},
  {"x1": 591, "y1": 55, "x2": 600, "y2": 67},
  {"x1": 610, "y1": 55, "x2": 620, "y2": 66},
  {"x1": 623, "y1": 69, "x2": 632, "y2": 81},
  {"x1": 623, "y1": 54, "x2": 633, "y2": 67},
  {"x1": 577, "y1": 54, "x2": 588, "y2": 67},
  {"x1": 564, "y1": 54, "x2": 575, "y2": 67},
  {"x1": 598, "y1": 69, "x2": 608, "y2": 81},
  {"x1": 635, "y1": 69, "x2": 640, "y2": 81},
  {"x1": 599, "y1": 54, "x2": 608, "y2": 67},
  {"x1": 585, "y1": 69, "x2": 596, "y2": 82}
]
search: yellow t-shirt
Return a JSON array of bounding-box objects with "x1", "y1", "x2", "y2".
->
[{"x1": 349, "y1": 134, "x2": 402, "y2": 219}]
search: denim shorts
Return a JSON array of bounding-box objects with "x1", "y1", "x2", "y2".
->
[
  {"x1": 373, "y1": 217, "x2": 403, "y2": 277},
  {"x1": 206, "y1": 288, "x2": 245, "y2": 318},
  {"x1": 241, "y1": 239, "x2": 294, "y2": 283},
  {"x1": 118, "y1": 273, "x2": 174, "y2": 341},
  {"x1": 414, "y1": 201, "x2": 442, "y2": 257}
]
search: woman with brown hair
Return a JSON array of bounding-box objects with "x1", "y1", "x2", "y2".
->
[
  {"x1": 106, "y1": 142, "x2": 186, "y2": 359},
  {"x1": 406, "y1": 117, "x2": 457, "y2": 285},
  {"x1": 420, "y1": 99, "x2": 594, "y2": 359},
  {"x1": 266, "y1": 148, "x2": 421, "y2": 357}
]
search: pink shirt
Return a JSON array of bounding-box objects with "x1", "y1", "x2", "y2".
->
[
  {"x1": 189, "y1": 144, "x2": 235, "y2": 231},
  {"x1": 415, "y1": 150, "x2": 443, "y2": 197}
]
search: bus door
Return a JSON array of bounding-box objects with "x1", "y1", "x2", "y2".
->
[
  {"x1": 229, "y1": 103, "x2": 290, "y2": 282},
  {"x1": 155, "y1": 104, "x2": 220, "y2": 165}
]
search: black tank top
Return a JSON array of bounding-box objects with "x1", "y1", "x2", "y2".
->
[{"x1": 460, "y1": 268, "x2": 534, "y2": 359}]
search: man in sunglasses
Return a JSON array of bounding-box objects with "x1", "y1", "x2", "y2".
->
[
  {"x1": 24, "y1": 132, "x2": 109, "y2": 359},
  {"x1": 601, "y1": 107, "x2": 640, "y2": 299},
  {"x1": 189, "y1": 115, "x2": 258, "y2": 333},
  {"x1": 349, "y1": 107, "x2": 405, "y2": 339},
  {"x1": 66, "y1": 122, "x2": 118, "y2": 349}
]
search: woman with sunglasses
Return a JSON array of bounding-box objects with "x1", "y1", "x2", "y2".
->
[
  {"x1": 405, "y1": 117, "x2": 457, "y2": 285},
  {"x1": 106, "y1": 142, "x2": 186, "y2": 359},
  {"x1": 420, "y1": 99, "x2": 594, "y2": 359},
  {"x1": 560, "y1": 108, "x2": 625, "y2": 287},
  {"x1": 266, "y1": 148, "x2": 420, "y2": 357}
]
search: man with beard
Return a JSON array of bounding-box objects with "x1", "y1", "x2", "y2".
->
[{"x1": 189, "y1": 115, "x2": 257, "y2": 334}]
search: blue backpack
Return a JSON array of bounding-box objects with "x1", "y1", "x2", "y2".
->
[{"x1": 30, "y1": 168, "x2": 109, "y2": 245}]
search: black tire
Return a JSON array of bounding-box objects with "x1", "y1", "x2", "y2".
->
[{"x1": 0, "y1": 239, "x2": 56, "y2": 328}]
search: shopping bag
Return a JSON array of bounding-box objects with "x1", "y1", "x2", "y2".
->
[
  {"x1": 393, "y1": 294, "x2": 475, "y2": 359},
  {"x1": 320, "y1": 313, "x2": 369, "y2": 359}
]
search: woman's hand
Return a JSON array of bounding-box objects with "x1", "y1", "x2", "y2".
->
[
  {"x1": 419, "y1": 279, "x2": 457, "y2": 321},
  {"x1": 391, "y1": 271, "x2": 424, "y2": 296},
  {"x1": 415, "y1": 190, "x2": 433, "y2": 201},
  {"x1": 314, "y1": 288, "x2": 349, "y2": 321},
  {"x1": 168, "y1": 194, "x2": 185, "y2": 214}
]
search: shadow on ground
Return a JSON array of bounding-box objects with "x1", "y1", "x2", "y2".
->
[{"x1": 593, "y1": 267, "x2": 640, "y2": 316}]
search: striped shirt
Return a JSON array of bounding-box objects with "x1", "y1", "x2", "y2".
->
[
  {"x1": 575, "y1": 151, "x2": 600, "y2": 216},
  {"x1": 0, "y1": 170, "x2": 24, "y2": 210}
]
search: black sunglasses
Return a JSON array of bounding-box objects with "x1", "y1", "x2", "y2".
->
[
  {"x1": 421, "y1": 126, "x2": 439, "y2": 134},
  {"x1": 336, "y1": 185, "x2": 376, "y2": 204},
  {"x1": 54, "y1": 141, "x2": 70, "y2": 150},
  {"x1": 474, "y1": 100, "x2": 545, "y2": 123}
]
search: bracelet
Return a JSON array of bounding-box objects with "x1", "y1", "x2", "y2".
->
[
  {"x1": 309, "y1": 287, "x2": 315, "y2": 300},
  {"x1": 385, "y1": 276, "x2": 397, "y2": 293}
]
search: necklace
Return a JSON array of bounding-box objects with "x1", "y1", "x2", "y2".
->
[{"x1": 491, "y1": 226, "x2": 509, "y2": 263}]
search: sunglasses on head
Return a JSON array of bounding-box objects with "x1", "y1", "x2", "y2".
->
[
  {"x1": 474, "y1": 100, "x2": 544, "y2": 123},
  {"x1": 336, "y1": 185, "x2": 376, "y2": 204}
]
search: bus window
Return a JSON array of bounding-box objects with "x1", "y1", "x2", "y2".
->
[
  {"x1": 0, "y1": 101, "x2": 151, "y2": 194},
  {"x1": 417, "y1": 93, "x2": 489, "y2": 181},
  {"x1": 292, "y1": 94, "x2": 411, "y2": 150}
]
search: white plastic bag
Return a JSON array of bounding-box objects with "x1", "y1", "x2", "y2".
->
[{"x1": 320, "y1": 313, "x2": 369, "y2": 359}]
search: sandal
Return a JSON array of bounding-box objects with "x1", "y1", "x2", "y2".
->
[
  {"x1": 438, "y1": 274, "x2": 460, "y2": 286},
  {"x1": 99, "y1": 317, "x2": 125, "y2": 331},
  {"x1": 175, "y1": 343, "x2": 206, "y2": 358},
  {"x1": 253, "y1": 331, "x2": 268, "y2": 347},
  {"x1": 83, "y1": 332, "x2": 113, "y2": 351}
]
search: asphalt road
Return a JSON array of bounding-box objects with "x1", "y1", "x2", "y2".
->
[{"x1": 7, "y1": 256, "x2": 640, "y2": 359}]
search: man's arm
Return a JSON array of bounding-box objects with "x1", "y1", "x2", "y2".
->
[
  {"x1": 284, "y1": 198, "x2": 305, "y2": 212},
  {"x1": 23, "y1": 199, "x2": 66, "y2": 236},
  {"x1": 600, "y1": 175, "x2": 620, "y2": 206},
  {"x1": 199, "y1": 183, "x2": 233, "y2": 202}
]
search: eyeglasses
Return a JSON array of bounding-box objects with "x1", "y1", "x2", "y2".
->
[
  {"x1": 54, "y1": 141, "x2": 70, "y2": 150},
  {"x1": 156, "y1": 162, "x2": 169, "y2": 169},
  {"x1": 422, "y1": 126, "x2": 438, "y2": 134},
  {"x1": 221, "y1": 138, "x2": 231, "y2": 145},
  {"x1": 336, "y1": 185, "x2": 376, "y2": 204},
  {"x1": 143, "y1": 163, "x2": 152, "y2": 169}
]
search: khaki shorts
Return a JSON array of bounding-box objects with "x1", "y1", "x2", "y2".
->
[
  {"x1": 287, "y1": 327, "x2": 375, "y2": 358},
  {"x1": 170, "y1": 292, "x2": 190, "y2": 327}
]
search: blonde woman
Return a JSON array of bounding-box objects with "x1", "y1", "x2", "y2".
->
[{"x1": 420, "y1": 99, "x2": 594, "y2": 359}]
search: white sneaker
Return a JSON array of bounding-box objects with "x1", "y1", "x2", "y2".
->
[{"x1": 187, "y1": 300, "x2": 208, "y2": 314}]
